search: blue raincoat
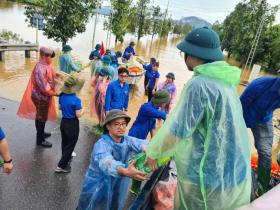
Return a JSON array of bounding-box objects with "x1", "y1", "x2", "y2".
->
[
  {"x1": 77, "y1": 134, "x2": 148, "y2": 210},
  {"x1": 58, "y1": 53, "x2": 80, "y2": 74}
]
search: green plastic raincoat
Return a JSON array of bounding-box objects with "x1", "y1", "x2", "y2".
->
[
  {"x1": 58, "y1": 53, "x2": 81, "y2": 74},
  {"x1": 146, "y1": 61, "x2": 251, "y2": 210}
]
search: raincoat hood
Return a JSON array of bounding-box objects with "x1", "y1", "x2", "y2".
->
[{"x1": 194, "y1": 61, "x2": 241, "y2": 86}]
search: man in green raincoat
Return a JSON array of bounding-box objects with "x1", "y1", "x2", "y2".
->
[
  {"x1": 58, "y1": 45, "x2": 81, "y2": 74},
  {"x1": 145, "y1": 27, "x2": 251, "y2": 210}
]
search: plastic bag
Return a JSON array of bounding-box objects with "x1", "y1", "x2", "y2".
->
[
  {"x1": 153, "y1": 174, "x2": 177, "y2": 210},
  {"x1": 128, "y1": 152, "x2": 170, "y2": 195},
  {"x1": 129, "y1": 164, "x2": 171, "y2": 210},
  {"x1": 153, "y1": 161, "x2": 177, "y2": 210}
]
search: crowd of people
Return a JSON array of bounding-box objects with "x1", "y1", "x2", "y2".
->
[{"x1": 0, "y1": 26, "x2": 279, "y2": 210}]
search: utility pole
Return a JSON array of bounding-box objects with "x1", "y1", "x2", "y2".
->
[
  {"x1": 108, "y1": 0, "x2": 114, "y2": 49},
  {"x1": 108, "y1": 11, "x2": 113, "y2": 49},
  {"x1": 92, "y1": 0, "x2": 103, "y2": 50},
  {"x1": 159, "y1": 0, "x2": 170, "y2": 37},
  {"x1": 36, "y1": 17, "x2": 39, "y2": 44},
  {"x1": 241, "y1": 14, "x2": 266, "y2": 84},
  {"x1": 157, "y1": 0, "x2": 170, "y2": 57}
]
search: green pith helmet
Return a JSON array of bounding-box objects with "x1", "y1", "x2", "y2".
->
[
  {"x1": 177, "y1": 26, "x2": 224, "y2": 61},
  {"x1": 61, "y1": 75, "x2": 85, "y2": 94},
  {"x1": 151, "y1": 89, "x2": 171, "y2": 104}
]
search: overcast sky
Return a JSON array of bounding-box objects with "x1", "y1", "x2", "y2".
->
[{"x1": 153, "y1": 0, "x2": 280, "y2": 24}]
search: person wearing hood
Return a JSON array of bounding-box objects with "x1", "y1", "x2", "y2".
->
[
  {"x1": 90, "y1": 68, "x2": 113, "y2": 126},
  {"x1": 17, "y1": 47, "x2": 59, "y2": 148},
  {"x1": 90, "y1": 50, "x2": 101, "y2": 77},
  {"x1": 110, "y1": 54, "x2": 118, "y2": 72},
  {"x1": 89, "y1": 44, "x2": 101, "y2": 60},
  {"x1": 95, "y1": 55, "x2": 118, "y2": 81},
  {"x1": 145, "y1": 27, "x2": 251, "y2": 210},
  {"x1": 58, "y1": 45, "x2": 81, "y2": 74}
]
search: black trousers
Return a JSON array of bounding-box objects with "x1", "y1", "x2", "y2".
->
[
  {"x1": 144, "y1": 75, "x2": 149, "y2": 96},
  {"x1": 147, "y1": 87, "x2": 154, "y2": 102},
  {"x1": 58, "y1": 118, "x2": 79, "y2": 169},
  {"x1": 32, "y1": 97, "x2": 50, "y2": 144},
  {"x1": 35, "y1": 120, "x2": 46, "y2": 144}
]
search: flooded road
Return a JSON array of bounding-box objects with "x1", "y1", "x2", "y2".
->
[
  {"x1": 0, "y1": 1, "x2": 190, "y2": 116},
  {"x1": 0, "y1": 2, "x2": 279, "y2": 162}
]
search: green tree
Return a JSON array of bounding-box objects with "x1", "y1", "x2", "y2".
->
[
  {"x1": 182, "y1": 24, "x2": 192, "y2": 35},
  {"x1": 105, "y1": 0, "x2": 132, "y2": 44},
  {"x1": 132, "y1": 0, "x2": 151, "y2": 40},
  {"x1": 149, "y1": 6, "x2": 162, "y2": 39},
  {"x1": 159, "y1": 17, "x2": 173, "y2": 37},
  {"x1": 212, "y1": 21, "x2": 224, "y2": 40},
  {"x1": 261, "y1": 24, "x2": 280, "y2": 72},
  {"x1": 25, "y1": 0, "x2": 98, "y2": 46},
  {"x1": 271, "y1": 36, "x2": 280, "y2": 71},
  {"x1": 173, "y1": 24, "x2": 183, "y2": 35},
  {"x1": 0, "y1": 29, "x2": 23, "y2": 43},
  {"x1": 172, "y1": 23, "x2": 192, "y2": 35},
  {"x1": 221, "y1": 0, "x2": 278, "y2": 66},
  {"x1": 126, "y1": 6, "x2": 138, "y2": 34}
]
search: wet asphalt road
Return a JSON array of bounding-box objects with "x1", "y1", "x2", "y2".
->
[{"x1": 0, "y1": 98, "x2": 98, "y2": 210}]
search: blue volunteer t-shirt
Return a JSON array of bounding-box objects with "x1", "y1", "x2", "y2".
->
[
  {"x1": 104, "y1": 80, "x2": 130, "y2": 111},
  {"x1": 148, "y1": 71, "x2": 160, "y2": 89},
  {"x1": 128, "y1": 102, "x2": 166, "y2": 139},
  {"x1": 0, "y1": 127, "x2": 5, "y2": 141},
  {"x1": 59, "y1": 93, "x2": 82, "y2": 119},
  {"x1": 89, "y1": 50, "x2": 101, "y2": 59},
  {"x1": 143, "y1": 64, "x2": 153, "y2": 77},
  {"x1": 123, "y1": 46, "x2": 135, "y2": 60}
]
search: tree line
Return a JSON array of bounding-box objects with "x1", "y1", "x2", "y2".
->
[
  {"x1": 23, "y1": 0, "x2": 190, "y2": 48},
  {"x1": 213, "y1": 0, "x2": 280, "y2": 73},
  {"x1": 105, "y1": 0, "x2": 190, "y2": 43}
]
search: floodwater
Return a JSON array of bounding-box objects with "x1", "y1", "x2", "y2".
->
[
  {"x1": 0, "y1": 1, "x2": 190, "y2": 120},
  {"x1": 0, "y1": 2, "x2": 279, "y2": 162}
]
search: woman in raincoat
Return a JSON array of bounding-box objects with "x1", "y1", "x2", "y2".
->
[
  {"x1": 90, "y1": 67, "x2": 113, "y2": 125},
  {"x1": 146, "y1": 27, "x2": 251, "y2": 210},
  {"x1": 77, "y1": 110, "x2": 148, "y2": 210},
  {"x1": 17, "y1": 47, "x2": 58, "y2": 148},
  {"x1": 90, "y1": 50, "x2": 101, "y2": 77}
]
